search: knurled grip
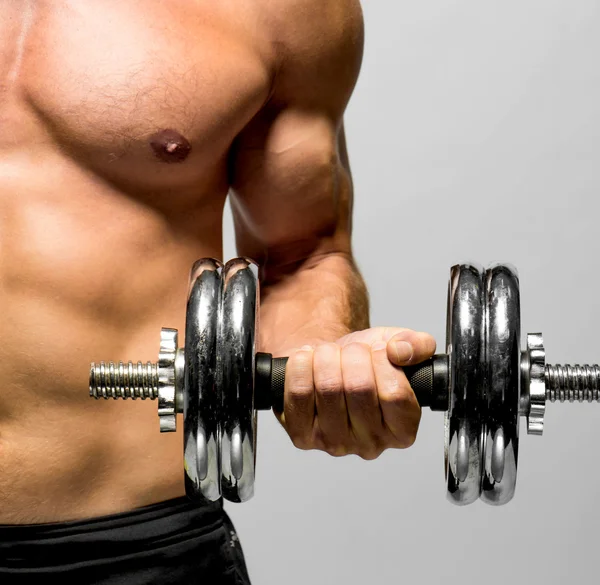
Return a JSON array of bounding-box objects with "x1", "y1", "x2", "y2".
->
[
  {"x1": 255, "y1": 353, "x2": 449, "y2": 413},
  {"x1": 254, "y1": 353, "x2": 287, "y2": 411},
  {"x1": 405, "y1": 360, "x2": 434, "y2": 399},
  {"x1": 270, "y1": 357, "x2": 288, "y2": 412},
  {"x1": 403, "y1": 355, "x2": 449, "y2": 411}
]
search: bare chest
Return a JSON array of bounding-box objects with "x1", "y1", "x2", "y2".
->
[{"x1": 0, "y1": 1, "x2": 273, "y2": 189}]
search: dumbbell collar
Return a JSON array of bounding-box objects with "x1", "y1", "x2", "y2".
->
[
  {"x1": 157, "y1": 329, "x2": 185, "y2": 432},
  {"x1": 520, "y1": 333, "x2": 547, "y2": 435}
]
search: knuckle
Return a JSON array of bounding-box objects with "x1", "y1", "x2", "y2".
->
[
  {"x1": 396, "y1": 430, "x2": 418, "y2": 450},
  {"x1": 357, "y1": 445, "x2": 383, "y2": 461},
  {"x1": 315, "y1": 342, "x2": 340, "y2": 359},
  {"x1": 344, "y1": 377, "x2": 375, "y2": 396},
  {"x1": 391, "y1": 419, "x2": 420, "y2": 449},
  {"x1": 290, "y1": 433, "x2": 311, "y2": 451},
  {"x1": 287, "y1": 354, "x2": 313, "y2": 382},
  {"x1": 292, "y1": 346, "x2": 313, "y2": 363},
  {"x1": 287, "y1": 380, "x2": 314, "y2": 399},
  {"x1": 343, "y1": 341, "x2": 369, "y2": 356},
  {"x1": 315, "y1": 378, "x2": 342, "y2": 398},
  {"x1": 381, "y1": 382, "x2": 415, "y2": 406},
  {"x1": 322, "y1": 441, "x2": 349, "y2": 458}
]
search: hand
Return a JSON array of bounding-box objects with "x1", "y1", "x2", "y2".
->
[{"x1": 278, "y1": 327, "x2": 437, "y2": 460}]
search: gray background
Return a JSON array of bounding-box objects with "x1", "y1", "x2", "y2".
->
[{"x1": 223, "y1": 1, "x2": 600, "y2": 583}]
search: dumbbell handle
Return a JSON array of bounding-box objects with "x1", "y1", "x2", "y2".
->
[
  {"x1": 254, "y1": 353, "x2": 450, "y2": 412},
  {"x1": 89, "y1": 352, "x2": 448, "y2": 412}
]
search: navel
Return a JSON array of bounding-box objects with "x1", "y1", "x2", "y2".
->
[{"x1": 149, "y1": 129, "x2": 192, "y2": 163}]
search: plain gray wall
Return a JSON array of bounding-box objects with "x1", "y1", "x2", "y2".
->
[{"x1": 223, "y1": 2, "x2": 600, "y2": 583}]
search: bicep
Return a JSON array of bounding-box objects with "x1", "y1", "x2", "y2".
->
[{"x1": 229, "y1": 109, "x2": 353, "y2": 269}]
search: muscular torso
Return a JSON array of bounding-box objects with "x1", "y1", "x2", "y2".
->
[{"x1": 0, "y1": 1, "x2": 277, "y2": 523}]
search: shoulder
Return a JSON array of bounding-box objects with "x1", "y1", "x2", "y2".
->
[
  {"x1": 265, "y1": 0, "x2": 364, "y2": 50},
  {"x1": 261, "y1": 0, "x2": 365, "y2": 111}
]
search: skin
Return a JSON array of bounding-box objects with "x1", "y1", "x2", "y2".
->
[{"x1": 0, "y1": 0, "x2": 435, "y2": 524}]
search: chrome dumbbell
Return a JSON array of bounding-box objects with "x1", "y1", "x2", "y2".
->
[
  {"x1": 89, "y1": 260, "x2": 600, "y2": 506},
  {"x1": 90, "y1": 258, "x2": 285, "y2": 504}
]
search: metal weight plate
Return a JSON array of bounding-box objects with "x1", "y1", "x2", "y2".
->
[
  {"x1": 218, "y1": 258, "x2": 259, "y2": 503},
  {"x1": 445, "y1": 264, "x2": 486, "y2": 505},
  {"x1": 184, "y1": 258, "x2": 223, "y2": 502},
  {"x1": 480, "y1": 265, "x2": 520, "y2": 505}
]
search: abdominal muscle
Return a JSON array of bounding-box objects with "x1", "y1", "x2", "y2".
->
[{"x1": 0, "y1": 149, "x2": 228, "y2": 524}]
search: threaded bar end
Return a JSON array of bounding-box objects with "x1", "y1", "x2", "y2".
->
[
  {"x1": 545, "y1": 364, "x2": 600, "y2": 403},
  {"x1": 89, "y1": 361, "x2": 159, "y2": 400}
]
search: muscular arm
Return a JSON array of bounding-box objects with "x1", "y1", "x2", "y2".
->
[
  {"x1": 230, "y1": 1, "x2": 367, "y2": 357},
  {"x1": 230, "y1": 1, "x2": 435, "y2": 458}
]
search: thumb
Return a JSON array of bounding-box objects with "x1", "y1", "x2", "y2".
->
[{"x1": 386, "y1": 330, "x2": 436, "y2": 366}]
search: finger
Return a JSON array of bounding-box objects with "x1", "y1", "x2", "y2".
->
[
  {"x1": 386, "y1": 330, "x2": 437, "y2": 366},
  {"x1": 337, "y1": 326, "x2": 412, "y2": 348},
  {"x1": 313, "y1": 342, "x2": 349, "y2": 454},
  {"x1": 282, "y1": 346, "x2": 315, "y2": 449},
  {"x1": 341, "y1": 342, "x2": 384, "y2": 459},
  {"x1": 372, "y1": 342, "x2": 421, "y2": 448}
]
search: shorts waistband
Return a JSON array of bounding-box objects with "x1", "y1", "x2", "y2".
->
[{"x1": 0, "y1": 497, "x2": 225, "y2": 569}]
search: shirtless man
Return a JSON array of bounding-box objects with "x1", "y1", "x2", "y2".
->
[{"x1": 0, "y1": 1, "x2": 436, "y2": 583}]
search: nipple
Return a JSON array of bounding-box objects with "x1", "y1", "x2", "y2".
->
[{"x1": 149, "y1": 129, "x2": 192, "y2": 163}]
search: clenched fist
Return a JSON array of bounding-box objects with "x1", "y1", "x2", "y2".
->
[{"x1": 278, "y1": 327, "x2": 437, "y2": 460}]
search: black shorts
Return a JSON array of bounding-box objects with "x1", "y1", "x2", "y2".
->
[{"x1": 0, "y1": 497, "x2": 252, "y2": 585}]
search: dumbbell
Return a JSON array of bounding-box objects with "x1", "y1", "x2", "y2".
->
[{"x1": 89, "y1": 258, "x2": 600, "y2": 506}]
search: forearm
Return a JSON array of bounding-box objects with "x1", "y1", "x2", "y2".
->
[{"x1": 258, "y1": 252, "x2": 369, "y2": 356}]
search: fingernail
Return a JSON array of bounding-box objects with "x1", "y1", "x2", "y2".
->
[
  {"x1": 394, "y1": 341, "x2": 414, "y2": 363},
  {"x1": 301, "y1": 345, "x2": 313, "y2": 351}
]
